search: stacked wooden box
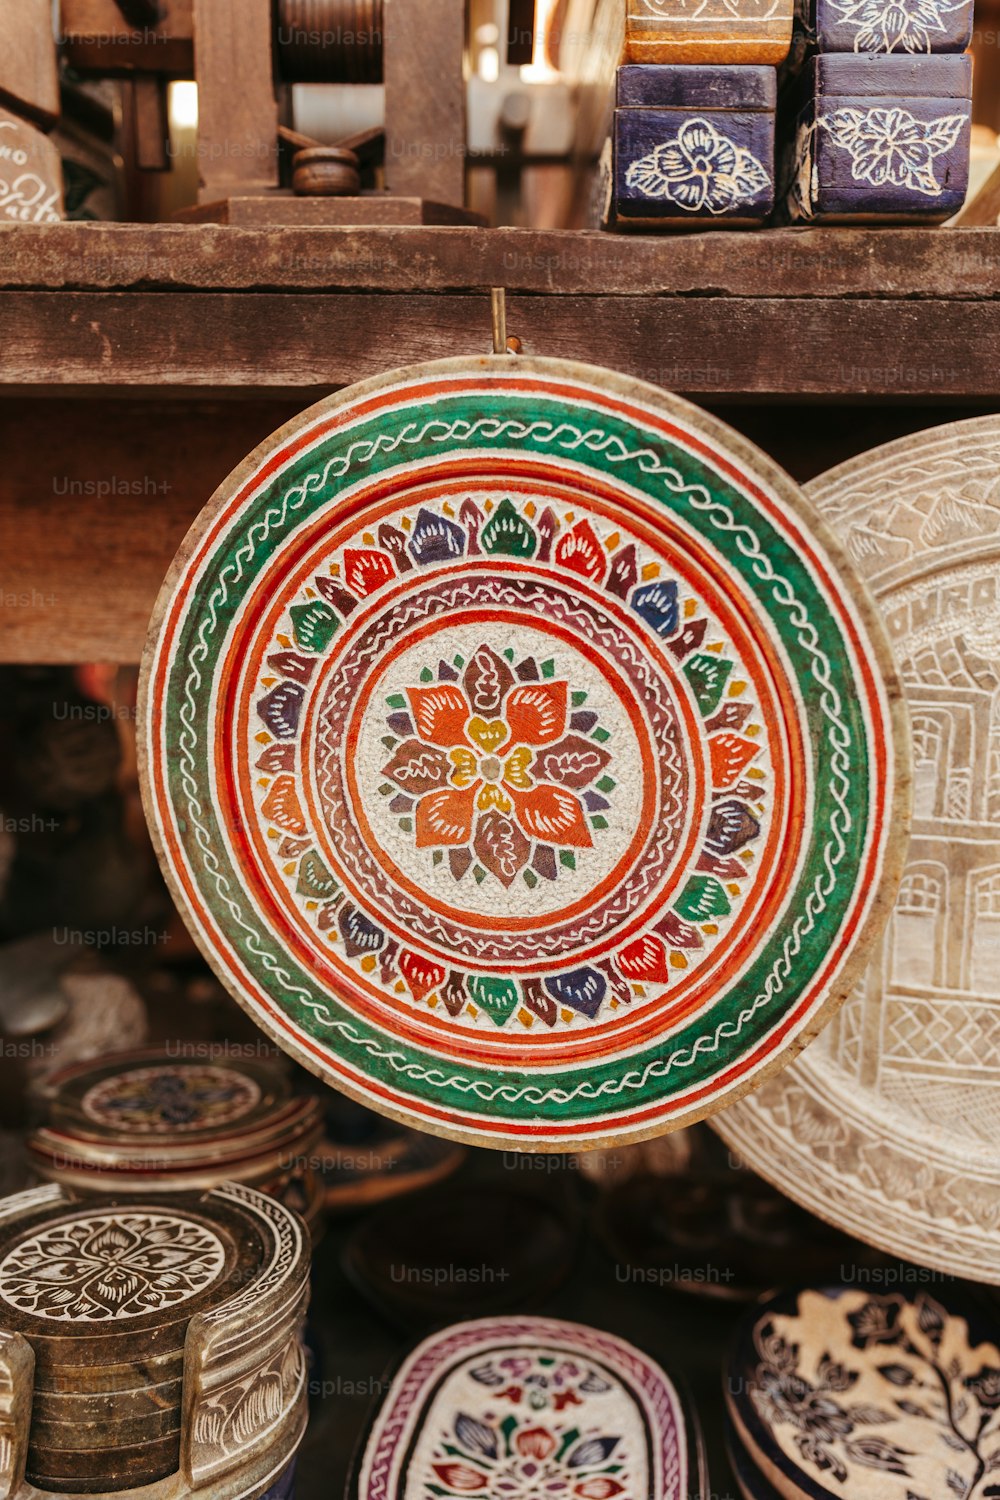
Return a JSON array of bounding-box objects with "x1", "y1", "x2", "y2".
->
[
  {"x1": 786, "y1": 25, "x2": 974, "y2": 222},
  {"x1": 610, "y1": 0, "x2": 974, "y2": 225},
  {"x1": 610, "y1": 0, "x2": 793, "y2": 226},
  {"x1": 28, "y1": 1050, "x2": 326, "y2": 1235},
  {"x1": 0, "y1": 1181, "x2": 309, "y2": 1498}
]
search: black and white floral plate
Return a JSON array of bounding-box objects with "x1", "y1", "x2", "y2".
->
[{"x1": 726, "y1": 1285, "x2": 1000, "y2": 1500}]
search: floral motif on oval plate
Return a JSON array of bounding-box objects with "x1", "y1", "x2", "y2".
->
[
  {"x1": 140, "y1": 357, "x2": 905, "y2": 1149},
  {"x1": 351, "y1": 1316, "x2": 698, "y2": 1500}
]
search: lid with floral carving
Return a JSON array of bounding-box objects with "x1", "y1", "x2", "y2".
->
[
  {"x1": 139, "y1": 356, "x2": 908, "y2": 1151},
  {"x1": 727, "y1": 1285, "x2": 1000, "y2": 1500}
]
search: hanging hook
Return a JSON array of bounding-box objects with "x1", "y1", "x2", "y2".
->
[{"x1": 490, "y1": 287, "x2": 519, "y2": 355}]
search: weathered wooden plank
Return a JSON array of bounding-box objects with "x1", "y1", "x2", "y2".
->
[
  {"x1": 59, "y1": 0, "x2": 195, "y2": 75},
  {"x1": 1, "y1": 290, "x2": 999, "y2": 397},
  {"x1": 1, "y1": 223, "x2": 1000, "y2": 296},
  {"x1": 0, "y1": 398, "x2": 299, "y2": 664},
  {"x1": 176, "y1": 196, "x2": 484, "y2": 225}
]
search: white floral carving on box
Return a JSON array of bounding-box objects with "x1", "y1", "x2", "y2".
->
[
  {"x1": 826, "y1": 0, "x2": 967, "y2": 52},
  {"x1": 824, "y1": 107, "x2": 966, "y2": 197},
  {"x1": 625, "y1": 118, "x2": 770, "y2": 213}
]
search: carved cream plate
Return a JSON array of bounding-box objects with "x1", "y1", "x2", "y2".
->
[{"x1": 714, "y1": 416, "x2": 1000, "y2": 1284}]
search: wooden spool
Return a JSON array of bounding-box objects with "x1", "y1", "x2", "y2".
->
[
  {"x1": 291, "y1": 145, "x2": 362, "y2": 196},
  {"x1": 276, "y1": 0, "x2": 383, "y2": 82}
]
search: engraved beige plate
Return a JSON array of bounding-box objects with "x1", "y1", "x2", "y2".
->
[{"x1": 714, "y1": 416, "x2": 1000, "y2": 1284}]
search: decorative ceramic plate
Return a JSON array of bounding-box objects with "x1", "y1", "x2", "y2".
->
[
  {"x1": 139, "y1": 356, "x2": 907, "y2": 1151},
  {"x1": 348, "y1": 1315, "x2": 705, "y2": 1499},
  {"x1": 713, "y1": 417, "x2": 1000, "y2": 1283},
  {"x1": 726, "y1": 1285, "x2": 1000, "y2": 1500}
]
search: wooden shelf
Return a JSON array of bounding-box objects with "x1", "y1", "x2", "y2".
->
[
  {"x1": 1, "y1": 222, "x2": 999, "y2": 398},
  {"x1": 2, "y1": 221, "x2": 999, "y2": 665}
]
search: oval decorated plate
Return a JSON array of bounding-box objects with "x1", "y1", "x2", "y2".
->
[{"x1": 139, "y1": 357, "x2": 907, "y2": 1151}]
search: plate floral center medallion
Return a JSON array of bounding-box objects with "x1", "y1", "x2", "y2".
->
[{"x1": 256, "y1": 489, "x2": 777, "y2": 1039}]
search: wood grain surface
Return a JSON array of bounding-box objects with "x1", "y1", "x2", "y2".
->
[
  {"x1": 1, "y1": 289, "x2": 999, "y2": 396},
  {"x1": 0, "y1": 222, "x2": 997, "y2": 295}
]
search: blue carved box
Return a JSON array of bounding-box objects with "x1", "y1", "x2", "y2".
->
[
  {"x1": 786, "y1": 53, "x2": 973, "y2": 222},
  {"x1": 808, "y1": 0, "x2": 974, "y2": 54},
  {"x1": 611, "y1": 64, "x2": 777, "y2": 229}
]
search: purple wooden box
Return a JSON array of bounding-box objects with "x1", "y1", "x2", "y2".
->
[
  {"x1": 612, "y1": 64, "x2": 777, "y2": 230},
  {"x1": 786, "y1": 53, "x2": 972, "y2": 222},
  {"x1": 809, "y1": 0, "x2": 974, "y2": 54}
]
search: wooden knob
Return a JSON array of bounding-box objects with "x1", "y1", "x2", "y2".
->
[{"x1": 292, "y1": 145, "x2": 362, "y2": 197}]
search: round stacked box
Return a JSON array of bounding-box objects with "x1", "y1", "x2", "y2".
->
[
  {"x1": 0, "y1": 1189, "x2": 267, "y2": 1493},
  {"x1": 29, "y1": 1051, "x2": 324, "y2": 1231}
]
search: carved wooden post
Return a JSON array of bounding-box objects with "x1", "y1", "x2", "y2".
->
[
  {"x1": 384, "y1": 0, "x2": 468, "y2": 207},
  {"x1": 193, "y1": 0, "x2": 280, "y2": 201}
]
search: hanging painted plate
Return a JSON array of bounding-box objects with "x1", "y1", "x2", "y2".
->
[
  {"x1": 726, "y1": 1285, "x2": 1000, "y2": 1500},
  {"x1": 347, "y1": 1315, "x2": 706, "y2": 1500},
  {"x1": 713, "y1": 416, "x2": 1000, "y2": 1283},
  {"x1": 139, "y1": 356, "x2": 907, "y2": 1151}
]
